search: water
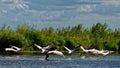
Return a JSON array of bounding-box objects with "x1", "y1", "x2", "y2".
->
[{"x1": 0, "y1": 55, "x2": 120, "y2": 68}]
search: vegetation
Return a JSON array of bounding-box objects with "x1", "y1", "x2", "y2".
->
[{"x1": 0, "y1": 22, "x2": 120, "y2": 54}]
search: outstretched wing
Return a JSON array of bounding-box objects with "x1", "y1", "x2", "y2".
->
[
  {"x1": 11, "y1": 45, "x2": 21, "y2": 51},
  {"x1": 5, "y1": 48, "x2": 18, "y2": 52},
  {"x1": 34, "y1": 44, "x2": 42, "y2": 49},
  {"x1": 64, "y1": 46, "x2": 72, "y2": 52},
  {"x1": 43, "y1": 46, "x2": 50, "y2": 50}
]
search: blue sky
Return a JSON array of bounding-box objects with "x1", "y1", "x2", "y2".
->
[{"x1": 0, "y1": 0, "x2": 120, "y2": 30}]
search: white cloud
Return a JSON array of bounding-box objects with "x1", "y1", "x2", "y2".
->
[
  {"x1": 0, "y1": 0, "x2": 29, "y2": 11},
  {"x1": 101, "y1": 0, "x2": 120, "y2": 7},
  {"x1": 77, "y1": 4, "x2": 96, "y2": 12},
  {"x1": 0, "y1": 0, "x2": 12, "y2": 2},
  {"x1": 13, "y1": 9, "x2": 65, "y2": 22},
  {"x1": 10, "y1": 0, "x2": 29, "y2": 10},
  {"x1": 40, "y1": 11, "x2": 65, "y2": 20},
  {"x1": 1, "y1": 10, "x2": 7, "y2": 13},
  {"x1": 68, "y1": 13, "x2": 120, "y2": 29}
]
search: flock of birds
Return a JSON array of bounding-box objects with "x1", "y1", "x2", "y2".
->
[{"x1": 4, "y1": 44, "x2": 115, "y2": 60}]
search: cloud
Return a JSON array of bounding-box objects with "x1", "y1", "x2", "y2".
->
[
  {"x1": 76, "y1": 4, "x2": 96, "y2": 12},
  {"x1": 2, "y1": 10, "x2": 7, "y2": 13},
  {"x1": 75, "y1": 0, "x2": 120, "y2": 16},
  {"x1": 0, "y1": 0, "x2": 119, "y2": 30},
  {"x1": 0, "y1": 0, "x2": 30, "y2": 26},
  {"x1": 0, "y1": 0, "x2": 29, "y2": 11},
  {"x1": 101, "y1": 0, "x2": 120, "y2": 7},
  {"x1": 0, "y1": 0, "x2": 11, "y2": 2}
]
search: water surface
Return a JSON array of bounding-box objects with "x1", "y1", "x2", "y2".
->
[{"x1": 0, "y1": 55, "x2": 120, "y2": 68}]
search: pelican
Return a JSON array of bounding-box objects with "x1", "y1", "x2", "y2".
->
[
  {"x1": 5, "y1": 45, "x2": 21, "y2": 52},
  {"x1": 80, "y1": 46, "x2": 98, "y2": 53},
  {"x1": 80, "y1": 45, "x2": 114, "y2": 56},
  {"x1": 98, "y1": 50, "x2": 114, "y2": 56},
  {"x1": 80, "y1": 45, "x2": 101, "y2": 55},
  {"x1": 64, "y1": 46, "x2": 74, "y2": 54},
  {"x1": 34, "y1": 44, "x2": 65, "y2": 60},
  {"x1": 34, "y1": 44, "x2": 50, "y2": 53},
  {"x1": 45, "y1": 50, "x2": 65, "y2": 60}
]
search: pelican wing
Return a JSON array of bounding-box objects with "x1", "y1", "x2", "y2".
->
[
  {"x1": 80, "y1": 46, "x2": 88, "y2": 53},
  {"x1": 5, "y1": 48, "x2": 14, "y2": 51},
  {"x1": 11, "y1": 45, "x2": 21, "y2": 51},
  {"x1": 34, "y1": 44, "x2": 42, "y2": 49},
  {"x1": 64, "y1": 46, "x2": 71, "y2": 52},
  {"x1": 43, "y1": 46, "x2": 50, "y2": 50},
  {"x1": 100, "y1": 50, "x2": 114, "y2": 56},
  {"x1": 101, "y1": 51, "x2": 109, "y2": 56},
  {"x1": 5, "y1": 48, "x2": 18, "y2": 52}
]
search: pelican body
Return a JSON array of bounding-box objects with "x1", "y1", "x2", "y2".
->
[{"x1": 45, "y1": 50, "x2": 65, "y2": 60}]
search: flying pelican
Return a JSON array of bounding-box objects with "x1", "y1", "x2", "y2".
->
[
  {"x1": 45, "y1": 50, "x2": 65, "y2": 60},
  {"x1": 34, "y1": 44, "x2": 50, "y2": 53},
  {"x1": 34, "y1": 44, "x2": 65, "y2": 60},
  {"x1": 98, "y1": 50, "x2": 114, "y2": 56},
  {"x1": 80, "y1": 45, "x2": 101, "y2": 55},
  {"x1": 80, "y1": 46, "x2": 97, "y2": 53},
  {"x1": 80, "y1": 45, "x2": 114, "y2": 56},
  {"x1": 5, "y1": 45, "x2": 21, "y2": 52},
  {"x1": 64, "y1": 46, "x2": 74, "y2": 55}
]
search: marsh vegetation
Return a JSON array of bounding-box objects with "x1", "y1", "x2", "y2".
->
[{"x1": 0, "y1": 22, "x2": 119, "y2": 54}]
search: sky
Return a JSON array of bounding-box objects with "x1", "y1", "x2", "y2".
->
[{"x1": 0, "y1": 0, "x2": 120, "y2": 30}]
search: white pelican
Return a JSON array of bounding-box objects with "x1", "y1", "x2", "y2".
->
[
  {"x1": 64, "y1": 46, "x2": 74, "y2": 54},
  {"x1": 98, "y1": 50, "x2": 114, "y2": 56},
  {"x1": 45, "y1": 50, "x2": 65, "y2": 60},
  {"x1": 5, "y1": 45, "x2": 21, "y2": 52},
  {"x1": 34, "y1": 44, "x2": 50, "y2": 53},
  {"x1": 80, "y1": 46, "x2": 97, "y2": 53},
  {"x1": 80, "y1": 45, "x2": 114, "y2": 56},
  {"x1": 80, "y1": 46, "x2": 100, "y2": 55}
]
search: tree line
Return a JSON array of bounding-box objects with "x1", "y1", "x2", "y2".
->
[{"x1": 0, "y1": 22, "x2": 120, "y2": 54}]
